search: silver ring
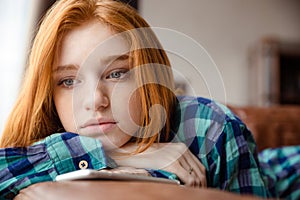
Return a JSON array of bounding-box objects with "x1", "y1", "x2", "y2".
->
[{"x1": 188, "y1": 167, "x2": 193, "y2": 174}]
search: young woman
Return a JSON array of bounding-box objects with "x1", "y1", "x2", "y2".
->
[{"x1": 2, "y1": 0, "x2": 293, "y2": 199}]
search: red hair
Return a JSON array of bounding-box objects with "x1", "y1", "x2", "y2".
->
[{"x1": 0, "y1": 0, "x2": 176, "y2": 152}]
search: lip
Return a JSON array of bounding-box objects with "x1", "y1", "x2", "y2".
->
[{"x1": 80, "y1": 118, "x2": 117, "y2": 133}]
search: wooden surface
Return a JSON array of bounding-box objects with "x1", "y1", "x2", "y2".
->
[{"x1": 15, "y1": 181, "x2": 263, "y2": 200}]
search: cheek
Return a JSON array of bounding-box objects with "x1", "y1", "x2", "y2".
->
[
  {"x1": 111, "y1": 87, "x2": 142, "y2": 135},
  {"x1": 128, "y1": 92, "x2": 142, "y2": 125},
  {"x1": 110, "y1": 83, "x2": 142, "y2": 123},
  {"x1": 53, "y1": 91, "x2": 76, "y2": 132}
]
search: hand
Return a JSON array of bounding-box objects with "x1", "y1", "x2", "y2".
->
[{"x1": 108, "y1": 142, "x2": 207, "y2": 188}]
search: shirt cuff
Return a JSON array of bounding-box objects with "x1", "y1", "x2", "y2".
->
[
  {"x1": 43, "y1": 132, "x2": 117, "y2": 175},
  {"x1": 145, "y1": 169, "x2": 179, "y2": 182}
]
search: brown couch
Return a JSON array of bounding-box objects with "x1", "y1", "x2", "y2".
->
[
  {"x1": 15, "y1": 105, "x2": 300, "y2": 199},
  {"x1": 229, "y1": 105, "x2": 300, "y2": 151},
  {"x1": 15, "y1": 181, "x2": 263, "y2": 200}
]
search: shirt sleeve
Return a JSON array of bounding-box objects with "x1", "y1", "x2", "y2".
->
[
  {"x1": 207, "y1": 117, "x2": 269, "y2": 197},
  {"x1": 145, "y1": 169, "x2": 179, "y2": 182},
  {"x1": 173, "y1": 96, "x2": 270, "y2": 198},
  {"x1": 0, "y1": 132, "x2": 116, "y2": 199}
]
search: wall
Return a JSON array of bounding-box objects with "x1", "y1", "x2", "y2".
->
[
  {"x1": 0, "y1": 0, "x2": 41, "y2": 136},
  {"x1": 139, "y1": 0, "x2": 300, "y2": 105},
  {"x1": 0, "y1": 0, "x2": 299, "y2": 136}
]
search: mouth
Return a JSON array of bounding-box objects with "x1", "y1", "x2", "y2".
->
[{"x1": 80, "y1": 119, "x2": 118, "y2": 134}]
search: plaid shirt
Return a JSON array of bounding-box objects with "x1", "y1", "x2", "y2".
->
[
  {"x1": 170, "y1": 96, "x2": 269, "y2": 197},
  {"x1": 1, "y1": 96, "x2": 299, "y2": 199},
  {"x1": 0, "y1": 133, "x2": 117, "y2": 199},
  {"x1": 173, "y1": 96, "x2": 299, "y2": 199},
  {"x1": 258, "y1": 146, "x2": 300, "y2": 200}
]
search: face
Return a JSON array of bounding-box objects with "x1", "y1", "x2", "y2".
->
[{"x1": 52, "y1": 20, "x2": 142, "y2": 150}]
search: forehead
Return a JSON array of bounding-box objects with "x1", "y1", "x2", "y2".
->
[{"x1": 54, "y1": 20, "x2": 130, "y2": 70}]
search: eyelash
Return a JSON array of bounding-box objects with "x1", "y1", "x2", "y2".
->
[
  {"x1": 58, "y1": 77, "x2": 82, "y2": 88},
  {"x1": 106, "y1": 69, "x2": 129, "y2": 80},
  {"x1": 56, "y1": 68, "x2": 130, "y2": 88}
]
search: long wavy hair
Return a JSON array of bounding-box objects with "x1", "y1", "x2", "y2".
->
[{"x1": 0, "y1": 0, "x2": 176, "y2": 152}]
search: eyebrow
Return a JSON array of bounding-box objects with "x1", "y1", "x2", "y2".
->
[
  {"x1": 52, "y1": 64, "x2": 80, "y2": 73},
  {"x1": 52, "y1": 54, "x2": 130, "y2": 73},
  {"x1": 104, "y1": 54, "x2": 130, "y2": 64}
]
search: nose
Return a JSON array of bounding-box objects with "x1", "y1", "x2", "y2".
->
[{"x1": 84, "y1": 83, "x2": 109, "y2": 111}]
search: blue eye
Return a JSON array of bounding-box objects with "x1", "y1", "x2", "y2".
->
[
  {"x1": 63, "y1": 79, "x2": 74, "y2": 86},
  {"x1": 107, "y1": 70, "x2": 129, "y2": 80},
  {"x1": 59, "y1": 78, "x2": 81, "y2": 88}
]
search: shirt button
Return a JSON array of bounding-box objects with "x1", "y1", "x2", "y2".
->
[{"x1": 79, "y1": 160, "x2": 88, "y2": 169}]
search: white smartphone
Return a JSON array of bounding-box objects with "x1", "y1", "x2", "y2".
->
[{"x1": 55, "y1": 169, "x2": 180, "y2": 185}]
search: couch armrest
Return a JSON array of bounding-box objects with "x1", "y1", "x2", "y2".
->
[{"x1": 15, "y1": 181, "x2": 263, "y2": 200}]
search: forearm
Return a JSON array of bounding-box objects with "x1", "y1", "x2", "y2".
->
[
  {"x1": 0, "y1": 132, "x2": 116, "y2": 199},
  {"x1": 109, "y1": 142, "x2": 205, "y2": 187},
  {"x1": 109, "y1": 142, "x2": 189, "y2": 169},
  {"x1": 108, "y1": 143, "x2": 165, "y2": 168}
]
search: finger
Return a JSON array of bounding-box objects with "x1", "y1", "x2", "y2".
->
[
  {"x1": 186, "y1": 151, "x2": 207, "y2": 187},
  {"x1": 175, "y1": 155, "x2": 199, "y2": 187},
  {"x1": 181, "y1": 151, "x2": 206, "y2": 188},
  {"x1": 175, "y1": 152, "x2": 191, "y2": 173},
  {"x1": 164, "y1": 156, "x2": 202, "y2": 188},
  {"x1": 165, "y1": 162, "x2": 196, "y2": 187}
]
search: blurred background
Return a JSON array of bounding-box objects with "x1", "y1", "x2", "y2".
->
[{"x1": 1, "y1": 0, "x2": 300, "y2": 135}]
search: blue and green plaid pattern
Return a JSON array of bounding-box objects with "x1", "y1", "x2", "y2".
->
[
  {"x1": 0, "y1": 96, "x2": 299, "y2": 199},
  {"x1": 259, "y1": 146, "x2": 300, "y2": 200},
  {"x1": 172, "y1": 96, "x2": 300, "y2": 199},
  {"x1": 171, "y1": 96, "x2": 269, "y2": 197},
  {"x1": 0, "y1": 132, "x2": 116, "y2": 199}
]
